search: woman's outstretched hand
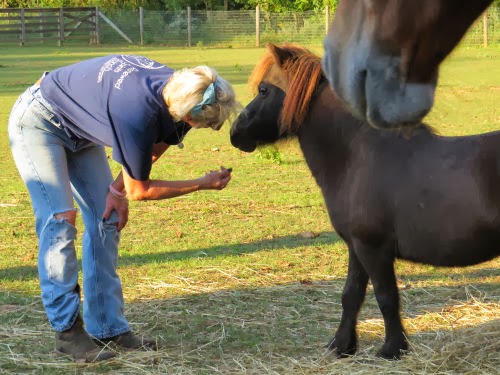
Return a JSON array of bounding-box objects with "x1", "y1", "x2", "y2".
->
[{"x1": 200, "y1": 166, "x2": 232, "y2": 190}]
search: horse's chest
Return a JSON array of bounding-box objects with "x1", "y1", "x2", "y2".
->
[{"x1": 320, "y1": 170, "x2": 388, "y2": 238}]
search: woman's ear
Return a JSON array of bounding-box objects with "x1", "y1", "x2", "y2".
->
[{"x1": 182, "y1": 114, "x2": 192, "y2": 122}]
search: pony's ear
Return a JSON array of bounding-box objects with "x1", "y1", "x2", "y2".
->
[{"x1": 267, "y1": 43, "x2": 294, "y2": 68}]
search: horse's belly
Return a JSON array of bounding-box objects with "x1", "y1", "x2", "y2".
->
[{"x1": 396, "y1": 231, "x2": 500, "y2": 267}]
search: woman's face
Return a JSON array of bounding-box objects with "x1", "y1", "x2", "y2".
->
[{"x1": 183, "y1": 115, "x2": 221, "y2": 130}]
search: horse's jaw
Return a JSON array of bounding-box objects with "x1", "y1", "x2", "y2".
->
[
  {"x1": 230, "y1": 117, "x2": 258, "y2": 153},
  {"x1": 364, "y1": 55, "x2": 436, "y2": 129},
  {"x1": 323, "y1": 37, "x2": 436, "y2": 129},
  {"x1": 231, "y1": 140, "x2": 257, "y2": 153}
]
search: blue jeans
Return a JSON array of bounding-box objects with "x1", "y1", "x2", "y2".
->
[{"x1": 8, "y1": 84, "x2": 130, "y2": 338}]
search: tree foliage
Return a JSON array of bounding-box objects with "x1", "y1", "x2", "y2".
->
[
  {"x1": 1, "y1": 0, "x2": 339, "y2": 11},
  {"x1": 233, "y1": 0, "x2": 338, "y2": 12},
  {"x1": 1, "y1": 0, "x2": 497, "y2": 12}
]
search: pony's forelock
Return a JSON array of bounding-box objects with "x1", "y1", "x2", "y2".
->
[
  {"x1": 248, "y1": 44, "x2": 324, "y2": 134},
  {"x1": 248, "y1": 54, "x2": 275, "y2": 94}
]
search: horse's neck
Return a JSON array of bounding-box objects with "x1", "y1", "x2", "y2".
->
[{"x1": 298, "y1": 83, "x2": 365, "y2": 189}]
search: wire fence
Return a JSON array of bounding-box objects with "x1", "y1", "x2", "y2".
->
[
  {"x1": 462, "y1": 6, "x2": 500, "y2": 47},
  {"x1": 99, "y1": 8, "x2": 332, "y2": 47},
  {"x1": 1, "y1": 6, "x2": 499, "y2": 48}
]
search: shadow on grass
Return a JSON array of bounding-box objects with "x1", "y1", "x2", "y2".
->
[
  {"x1": 0, "y1": 231, "x2": 342, "y2": 281},
  {"x1": 1, "y1": 229, "x2": 498, "y2": 287}
]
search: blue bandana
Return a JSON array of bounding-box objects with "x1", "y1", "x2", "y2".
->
[{"x1": 191, "y1": 81, "x2": 217, "y2": 116}]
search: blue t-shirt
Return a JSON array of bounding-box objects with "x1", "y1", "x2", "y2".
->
[{"x1": 40, "y1": 54, "x2": 190, "y2": 181}]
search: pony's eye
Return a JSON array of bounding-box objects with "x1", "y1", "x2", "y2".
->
[{"x1": 258, "y1": 86, "x2": 268, "y2": 95}]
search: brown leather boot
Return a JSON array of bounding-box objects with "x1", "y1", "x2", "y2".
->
[
  {"x1": 55, "y1": 315, "x2": 116, "y2": 362},
  {"x1": 96, "y1": 331, "x2": 158, "y2": 351}
]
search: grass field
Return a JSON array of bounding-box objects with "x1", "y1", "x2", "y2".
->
[{"x1": 0, "y1": 44, "x2": 499, "y2": 374}]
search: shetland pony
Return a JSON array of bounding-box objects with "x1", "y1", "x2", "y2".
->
[
  {"x1": 231, "y1": 43, "x2": 499, "y2": 359},
  {"x1": 322, "y1": 0, "x2": 493, "y2": 129}
]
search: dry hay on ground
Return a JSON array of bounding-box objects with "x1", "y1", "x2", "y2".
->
[{"x1": 0, "y1": 282, "x2": 498, "y2": 374}]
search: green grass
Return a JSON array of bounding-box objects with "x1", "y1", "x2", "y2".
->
[
  {"x1": 426, "y1": 47, "x2": 500, "y2": 135},
  {"x1": 0, "y1": 44, "x2": 499, "y2": 374}
]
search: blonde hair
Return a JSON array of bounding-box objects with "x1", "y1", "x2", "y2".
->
[{"x1": 162, "y1": 65, "x2": 239, "y2": 130}]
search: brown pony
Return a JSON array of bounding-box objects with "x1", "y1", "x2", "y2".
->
[
  {"x1": 322, "y1": 0, "x2": 493, "y2": 129},
  {"x1": 231, "y1": 43, "x2": 499, "y2": 359}
]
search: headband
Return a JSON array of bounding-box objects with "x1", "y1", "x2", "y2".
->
[{"x1": 191, "y1": 81, "x2": 217, "y2": 117}]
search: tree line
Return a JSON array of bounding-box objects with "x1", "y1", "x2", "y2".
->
[
  {"x1": 2, "y1": 0, "x2": 499, "y2": 13},
  {"x1": 1, "y1": 0, "x2": 340, "y2": 12}
]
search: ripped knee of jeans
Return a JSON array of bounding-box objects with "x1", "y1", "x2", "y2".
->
[
  {"x1": 41, "y1": 213, "x2": 79, "y2": 283},
  {"x1": 53, "y1": 209, "x2": 78, "y2": 227}
]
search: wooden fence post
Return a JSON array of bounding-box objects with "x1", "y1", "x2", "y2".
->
[
  {"x1": 255, "y1": 5, "x2": 260, "y2": 47},
  {"x1": 58, "y1": 8, "x2": 64, "y2": 46},
  {"x1": 139, "y1": 7, "x2": 144, "y2": 45},
  {"x1": 20, "y1": 8, "x2": 25, "y2": 46},
  {"x1": 187, "y1": 6, "x2": 192, "y2": 47},
  {"x1": 94, "y1": 7, "x2": 100, "y2": 44},
  {"x1": 38, "y1": 10, "x2": 43, "y2": 41}
]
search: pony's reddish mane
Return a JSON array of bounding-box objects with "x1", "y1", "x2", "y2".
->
[{"x1": 248, "y1": 44, "x2": 324, "y2": 134}]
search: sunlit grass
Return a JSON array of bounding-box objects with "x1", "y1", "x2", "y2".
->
[{"x1": 0, "y1": 44, "x2": 499, "y2": 374}]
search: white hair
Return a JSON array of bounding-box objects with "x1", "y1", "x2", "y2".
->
[{"x1": 162, "y1": 65, "x2": 239, "y2": 129}]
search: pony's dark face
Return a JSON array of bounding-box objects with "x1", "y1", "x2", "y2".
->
[{"x1": 230, "y1": 82, "x2": 285, "y2": 153}]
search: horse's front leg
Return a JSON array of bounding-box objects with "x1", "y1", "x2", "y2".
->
[
  {"x1": 327, "y1": 245, "x2": 369, "y2": 357},
  {"x1": 352, "y1": 238, "x2": 408, "y2": 359}
]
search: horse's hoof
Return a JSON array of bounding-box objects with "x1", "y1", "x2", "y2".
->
[
  {"x1": 376, "y1": 350, "x2": 401, "y2": 360},
  {"x1": 325, "y1": 337, "x2": 357, "y2": 358},
  {"x1": 376, "y1": 346, "x2": 408, "y2": 360}
]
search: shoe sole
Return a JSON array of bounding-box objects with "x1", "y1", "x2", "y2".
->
[{"x1": 55, "y1": 348, "x2": 116, "y2": 363}]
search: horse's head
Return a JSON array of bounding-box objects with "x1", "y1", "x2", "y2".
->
[
  {"x1": 322, "y1": 0, "x2": 492, "y2": 129},
  {"x1": 231, "y1": 43, "x2": 323, "y2": 153}
]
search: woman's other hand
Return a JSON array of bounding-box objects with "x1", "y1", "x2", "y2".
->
[{"x1": 103, "y1": 191, "x2": 129, "y2": 231}]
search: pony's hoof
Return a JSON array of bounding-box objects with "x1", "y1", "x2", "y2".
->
[
  {"x1": 376, "y1": 344, "x2": 408, "y2": 360},
  {"x1": 325, "y1": 337, "x2": 357, "y2": 358}
]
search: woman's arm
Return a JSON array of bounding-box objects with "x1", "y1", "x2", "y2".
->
[
  {"x1": 123, "y1": 166, "x2": 232, "y2": 201},
  {"x1": 110, "y1": 139, "x2": 231, "y2": 200},
  {"x1": 109, "y1": 142, "x2": 170, "y2": 192},
  {"x1": 103, "y1": 142, "x2": 172, "y2": 230}
]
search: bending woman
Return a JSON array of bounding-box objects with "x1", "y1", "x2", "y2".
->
[{"x1": 8, "y1": 54, "x2": 239, "y2": 362}]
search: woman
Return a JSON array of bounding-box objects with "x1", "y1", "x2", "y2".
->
[{"x1": 8, "y1": 54, "x2": 239, "y2": 362}]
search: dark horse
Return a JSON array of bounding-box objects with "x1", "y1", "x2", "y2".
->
[
  {"x1": 322, "y1": 0, "x2": 493, "y2": 129},
  {"x1": 230, "y1": 43, "x2": 499, "y2": 359}
]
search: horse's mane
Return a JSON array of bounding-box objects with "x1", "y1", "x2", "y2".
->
[{"x1": 248, "y1": 44, "x2": 324, "y2": 134}]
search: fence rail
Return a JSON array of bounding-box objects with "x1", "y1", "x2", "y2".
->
[
  {"x1": 1, "y1": 6, "x2": 499, "y2": 48},
  {"x1": 0, "y1": 7, "x2": 98, "y2": 45}
]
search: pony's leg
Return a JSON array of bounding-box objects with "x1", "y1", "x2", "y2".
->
[
  {"x1": 327, "y1": 244, "x2": 369, "y2": 357},
  {"x1": 352, "y1": 238, "x2": 408, "y2": 359}
]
